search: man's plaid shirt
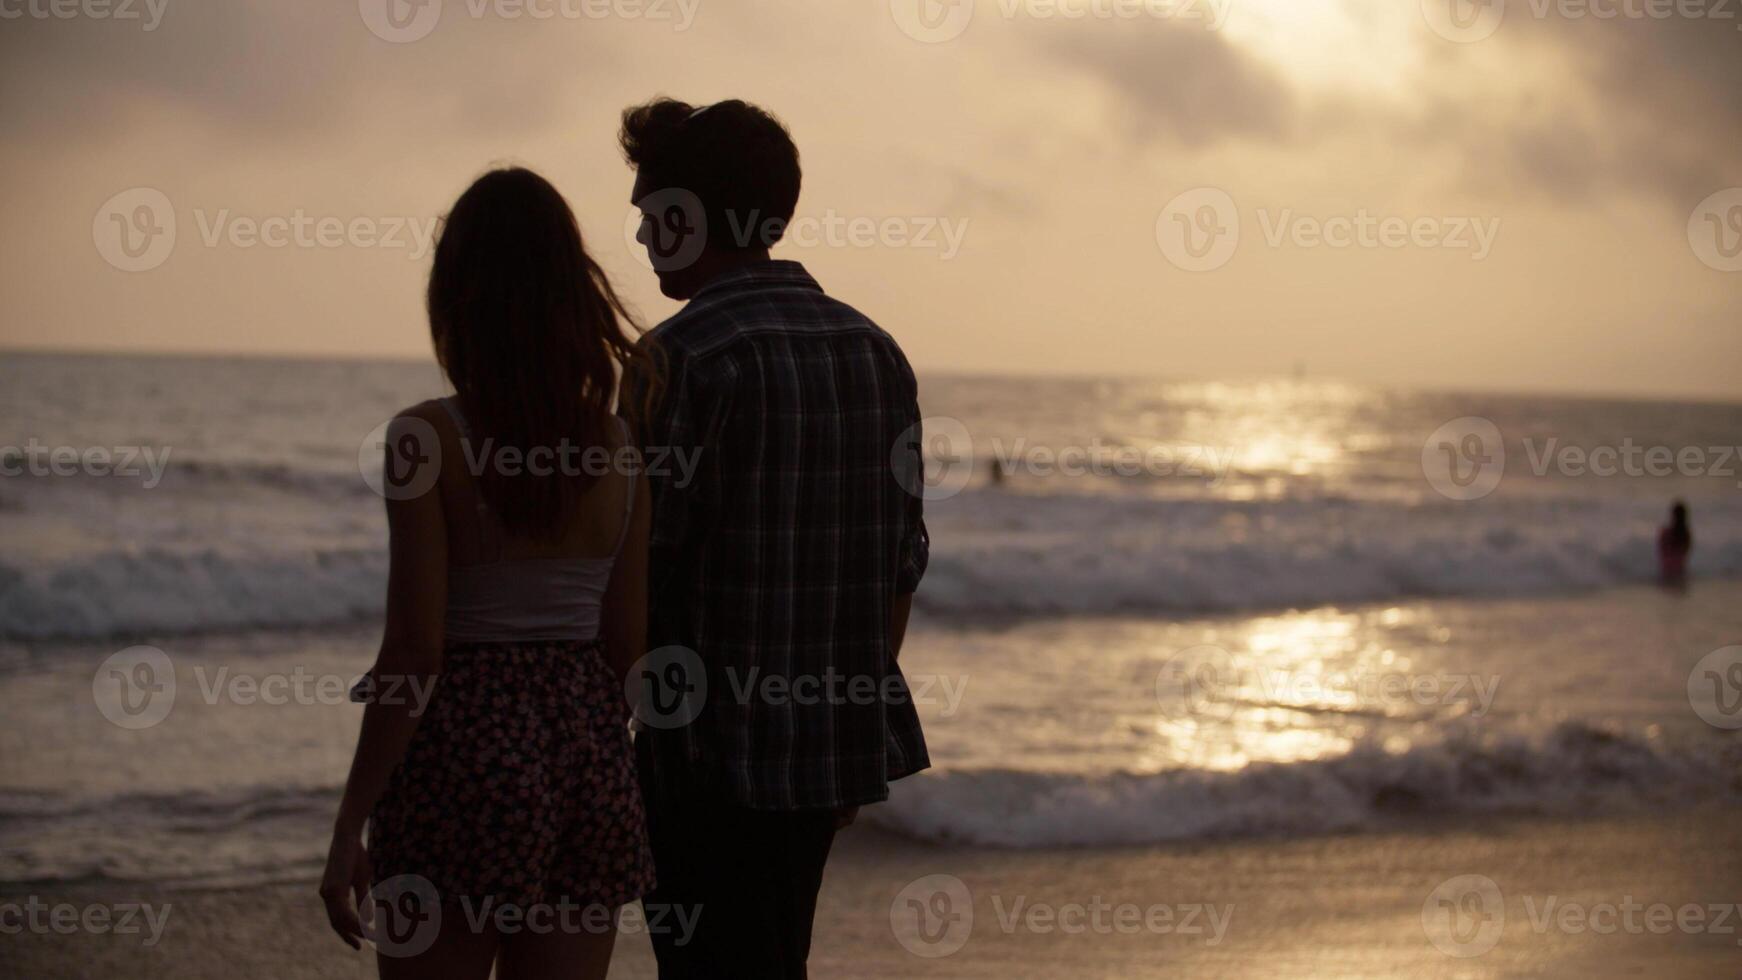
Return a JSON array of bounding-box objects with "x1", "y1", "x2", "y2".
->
[{"x1": 628, "y1": 260, "x2": 931, "y2": 810}]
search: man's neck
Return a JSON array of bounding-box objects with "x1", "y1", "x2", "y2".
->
[{"x1": 678, "y1": 248, "x2": 772, "y2": 297}]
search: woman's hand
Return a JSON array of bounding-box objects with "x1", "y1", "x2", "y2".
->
[
  {"x1": 318, "y1": 826, "x2": 374, "y2": 950},
  {"x1": 320, "y1": 406, "x2": 449, "y2": 951}
]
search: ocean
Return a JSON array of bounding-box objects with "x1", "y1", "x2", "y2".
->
[{"x1": 2, "y1": 351, "x2": 1739, "y2": 888}]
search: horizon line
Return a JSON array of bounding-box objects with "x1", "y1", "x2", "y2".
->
[{"x1": 4, "y1": 342, "x2": 1739, "y2": 408}]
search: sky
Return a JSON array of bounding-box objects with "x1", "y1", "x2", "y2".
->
[{"x1": 1, "y1": 0, "x2": 1738, "y2": 400}]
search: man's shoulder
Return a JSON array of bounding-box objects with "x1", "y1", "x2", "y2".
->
[
  {"x1": 649, "y1": 280, "x2": 905, "y2": 365},
  {"x1": 645, "y1": 295, "x2": 742, "y2": 359}
]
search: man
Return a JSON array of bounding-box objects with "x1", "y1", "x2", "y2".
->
[{"x1": 619, "y1": 98, "x2": 932, "y2": 980}]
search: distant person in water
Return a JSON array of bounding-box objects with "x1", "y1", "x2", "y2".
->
[{"x1": 1659, "y1": 501, "x2": 1692, "y2": 585}]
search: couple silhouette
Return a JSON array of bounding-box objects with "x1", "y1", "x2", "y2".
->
[{"x1": 321, "y1": 98, "x2": 932, "y2": 980}]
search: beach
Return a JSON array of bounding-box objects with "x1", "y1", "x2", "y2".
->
[
  {"x1": 8, "y1": 807, "x2": 1740, "y2": 979},
  {"x1": 4, "y1": 354, "x2": 1740, "y2": 976},
  {"x1": 7, "y1": 0, "x2": 1741, "y2": 972}
]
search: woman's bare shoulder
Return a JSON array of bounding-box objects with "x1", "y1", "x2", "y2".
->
[
  {"x1": 383, "y1": 399, "x2": 459, "y2": 448},
  {"x1": 395, "y1": 399, "x2": 449, "y2": 425}
]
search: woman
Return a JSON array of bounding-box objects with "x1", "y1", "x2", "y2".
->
[{"x1": 320, "y1": 167, "x2": 656, "y2": 979}]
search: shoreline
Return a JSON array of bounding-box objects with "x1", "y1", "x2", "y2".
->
[{"x1": 6, "y1": 806, "x2": 1740, "y2": 979}]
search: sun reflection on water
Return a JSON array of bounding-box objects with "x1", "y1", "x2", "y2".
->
[{"x1": 1147, "y1": 608, "x2": 1442, "y2": 772}]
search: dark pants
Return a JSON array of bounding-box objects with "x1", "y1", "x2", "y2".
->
[{"x1": 637, "y1": 739, "x2": 839, "y2": 980}]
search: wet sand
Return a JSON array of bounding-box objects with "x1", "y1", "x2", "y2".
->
[{"x1": 6, "y1": 805, "x2": 1739, "y2": 979}]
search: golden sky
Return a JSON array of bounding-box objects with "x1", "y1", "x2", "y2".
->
[{"x1": 1, "y1": 0, "x2": 1738, "y2": 399}]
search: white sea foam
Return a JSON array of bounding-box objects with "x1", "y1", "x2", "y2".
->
[
  {"x1": 917, "y1": 490, "x2": 1742, "y2": 618},
  {"x1": 0, "y1": 547, "x2": 386, "y2": 639},
  {"x1": 871, "y1": 722, "x2": 1740, "y2": 847},
  {"x1": 4, "y1": 487, "x2": 1739, "y2": 638},
  {"x1": 2, "y1": 723, "x2": 1730, "y2": 885}
]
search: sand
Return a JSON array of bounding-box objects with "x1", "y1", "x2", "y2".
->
[{"x1": 5, "y1": 805, "x2": 1739, "y2": 979}]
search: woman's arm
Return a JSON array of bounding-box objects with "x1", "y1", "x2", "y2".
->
[
  {"x1": 320, "y1": 410, "x2": 448, "y2": 949},
  {"x1": 601, "y1": 466, "x2": 652, "y2": 685}
]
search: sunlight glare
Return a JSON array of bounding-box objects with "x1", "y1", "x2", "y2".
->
[{"x1": 1217, "y1": 0, "x2": 1424, "y2": 97}]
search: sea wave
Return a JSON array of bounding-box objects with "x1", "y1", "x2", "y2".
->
[
  {"x1": 871, "y1": 723, "x2": 1741, "y2": 847},
  {"x1": 169, "y1": 457, "x2": 375, "y2": 500},
  {"x1": 914, "y1": 490, "x2": 1742, "y2": 618},
  {"x1": 4, "y1": 489, "x2": 1740, "y2": 639},
  {"x1": 0, "y1": 453, "x2": 371, "y2": 500},
  {"x1": 4, "y1": 724, "x2": 1732, "y2": 885},
  {"x1": 0, "y1": 547, "x2": 386, "y2": 640},
  {"x1": 0, "y1": 786, "x2": 337, "y2": 887}
]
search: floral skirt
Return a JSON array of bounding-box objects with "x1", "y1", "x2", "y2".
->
[{"x1": 368, "y1": 640, "x2": 655, "y2": 909}]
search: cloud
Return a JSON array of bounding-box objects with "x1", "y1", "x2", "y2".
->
[
  {"x1": 1417, "y1": 12, "x2": 1742, "y2": 206},
  {"x1": 1543, "y1": 14, "x2": 1742, "y2": 203},
  {"x1": 1023, "y1": 17, "x2": 1295, "y2": 147},
  {"x1": 939, "y1": 168, "x2": 1036, "y2": 218},
  {"x1": 0, "y1": 1, "x2": 620, "y2": 146},
  {"x1": 1013, "y1": 5, "x2": 1740, "y2": 210}
]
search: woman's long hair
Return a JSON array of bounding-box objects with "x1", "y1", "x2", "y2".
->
[{"x1": 428, "y1": 167, "x2": 651, "y2": 539}]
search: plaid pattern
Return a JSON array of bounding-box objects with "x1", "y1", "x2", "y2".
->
[{"x1": 627, "y1": 260, "x2": 931, "y2": 810}]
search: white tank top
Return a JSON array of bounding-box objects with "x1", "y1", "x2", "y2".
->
[{"x1": 438, "y1": 397, "x2": 634, "y2": 644}]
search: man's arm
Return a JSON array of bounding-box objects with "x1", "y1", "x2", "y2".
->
[
  {"x1": 891, "y1": 390, "x2": 929, "y2": 662},
  {"x1": 627, "y1": 339, "x2": 728, "y2": 609},
  {"x1": 889, "y1": 592, "x2": 913, "y2": 662}
]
